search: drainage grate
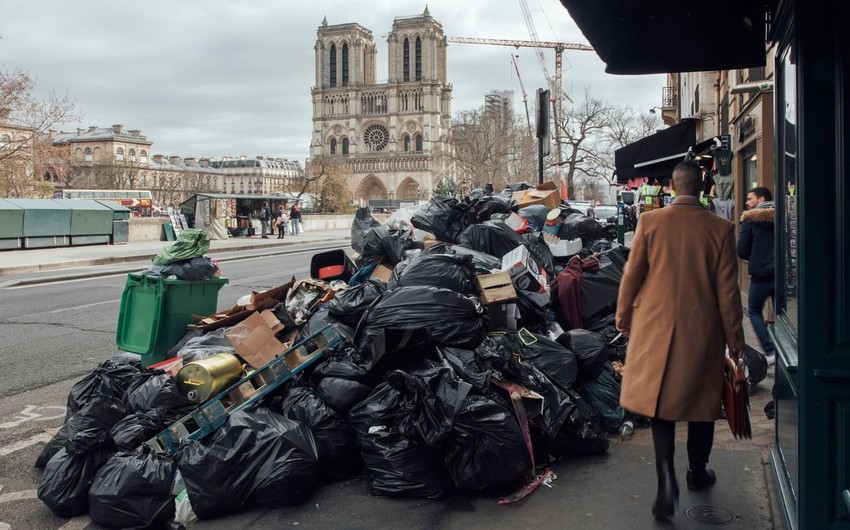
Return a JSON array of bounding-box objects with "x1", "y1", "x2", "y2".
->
[{"x1": 685, "y1": 505, "x2": 737, "y2": 525}]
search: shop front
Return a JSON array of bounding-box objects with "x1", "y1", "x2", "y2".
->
[
  {"x1": 179, "y1": 193, "x2": 298, "y2": 240},
  {"x1": 559, "y1": 1, "x2": 850, "y2": 528}
]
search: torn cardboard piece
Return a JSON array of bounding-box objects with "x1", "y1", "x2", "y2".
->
[{"x1": 226, "y1": 310, "x2": 287, "y2": 369}]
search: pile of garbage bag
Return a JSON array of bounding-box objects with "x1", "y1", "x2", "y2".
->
[
  {"x1": 36, "y1": 182, "x2": 643, "y2": 525},
  {"x1": 144, "y1": 228, "x2": 221, "y2": 280}
]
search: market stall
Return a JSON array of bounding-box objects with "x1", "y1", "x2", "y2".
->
[{"x1": 179, "y1": 193, "x2": 298, "y2": 240}]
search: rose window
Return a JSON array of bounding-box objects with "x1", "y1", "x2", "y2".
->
[{"x1": 364, "y1": 124, "x2": 389, "y2": 151}]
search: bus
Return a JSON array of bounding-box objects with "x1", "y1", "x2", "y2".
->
[{"x1": 54, "y1": 189, "x2": 153, "y2": 216}]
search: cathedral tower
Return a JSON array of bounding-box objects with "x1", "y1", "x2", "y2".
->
[{"x1": 310, "y1": 8, "x2": 453, "y2": 204}]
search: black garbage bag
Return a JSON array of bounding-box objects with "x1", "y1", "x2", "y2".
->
[
  {"x1": 328, "y1": 278, "x2": 387, "y2": 328},
  {"x1": 37, "y1": 428, "x2": 115, "y2": 517},
  {"x1": 437, "y1": 346, "x2": 492, "y2": 391},
  {"x1": 548, "y1": 385, "x2": 610, "y2": 457},
  {"x1": 389, "y1": 253, "x2": 477, "y2": 295},
  {"x1": 468, "y1": 194, "x2": 516, "y2": 223},
  {"x1": 347, "y1": 368, "x2": 470, "y2": 499},
  {"x1": 277, "y1": 386, "x2": 359, "y2": 481},
  {"x1": 410, "y1": 196, "x2": 475, "y2": 243},
  {"x1": 444, "y1": 394, "x2": 529, "y2": 491},
  {"x1": 597, "y1": 322, "x2": 628, "y2": 363},
  {"x1": 316, "y1": 376, "x2": 373, "y2": 415},
  {"x1": 588, "y1": 238, "x2": 616, "y2": 254},
  {"x1": 88, "y1": 450, "x2": 176, "y2": 530},
  {"x1": 512, "y1": 292, "x2": 550, "y2": 331},
  {"x1": 457, "y1": 220, "x2": 525, "y2": 259},
  {"x1": 579, "y1": 363, "x2": 625, "y2": 433},
  {"x1": 560, "y1": 210, "x2": 603, "y2": 243},
  {"x1": 173, "y1": 327, "x2": 236, "y2": 363},
  {"x1": 143, "y1": 256, "x2": 218, "y2": 281},
  {"x1": 358, "y1": 225, "x2": 413, "y2": 267},
  {"x1": 490, "y1": 330, "x2": 578, "y2": 390},
  {"x1": 580, "y1": 247, "x2": 628, "y2": 325},
  {"x1": 557, "y1": 329, "x2": 609, "y2": 382},
  {"x1": 65, "y1": 358, "x2": 141, "y2": 422},
  {"x1": 109, "y1": 408, "x2": 169, "y2": 452},
  {"x1": 740, "y1": 344, "x2": 768, "y2": 386},
  {"x1": 522, "y1": 231, "x2": 555, "y2": 276},
  {"x1": 175, "y1": 408, "x2": 320, "y2": 519},
  {"x1": 124, "y1": 370, "x2": 198, "y2": 422},
  {"x1": 356, "y1": 286, "x2": 486, "y2": 370},
  {"x1": 448, "y1": 245, "x2": 503, "y2": 272},
  {"x1": 351, "y1": 207, "x2": 381, "y2": 254},
  {"x1": 37, "y1": 393, "x2": 128, "y2": 468}
]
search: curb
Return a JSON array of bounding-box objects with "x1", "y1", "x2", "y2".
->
[{"x1": 0, "y1": 237, "x2": 352, "y2": 286}]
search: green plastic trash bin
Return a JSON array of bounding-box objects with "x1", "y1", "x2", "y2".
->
[{"x1": 115, "y1": 273, "x2": 228, "y2": 366}]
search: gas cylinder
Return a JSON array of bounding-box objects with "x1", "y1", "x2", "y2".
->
[{"x1": 176, "y1": 353, "x2": 244, "y2": 403}]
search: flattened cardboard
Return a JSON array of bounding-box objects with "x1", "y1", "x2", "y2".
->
[
  {"x1": 370, "y1": 262, "x2": 394, "y2": 282},
  {"x1": 235, "y1": 326, "x2": 286, "y2": 369},
  {"x1": 512, "y1": 181, "x2": 561, "y2": 209}
]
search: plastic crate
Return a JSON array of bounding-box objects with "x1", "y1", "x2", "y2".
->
[{"x1": 116, "y1": 273, "x2": 228, "y2": 366}]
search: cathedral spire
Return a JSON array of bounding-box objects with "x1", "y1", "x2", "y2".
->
[
  {"x1": 321, "y1": 15, "x2": 328, "y2": 27},
  {"x1": 423, "y1": 5, "x2": 430, "y2": 17}
]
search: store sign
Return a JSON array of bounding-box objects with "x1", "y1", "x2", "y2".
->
[{"x1": 738, "y1": 115, "x2": 755, "y2": 142}]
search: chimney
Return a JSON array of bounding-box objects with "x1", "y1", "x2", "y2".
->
[
  {"x1": 77, "y1": 128, "x2": 85, "y2": 136},
  {"x1": 112, "y1": 124, "x2": 123, "y2": 134},
  {"x1": 199, "y1": 158, "x2": 210, "y2": 167},
  {"x1": 88, "y1": 126, "x2": 97, "y2": 132},
  {"x1": 184, "y1": 157, "x2": 197, "y2": 165},
  {"x1": 168, "y1": 155, "x2": 181, "y2": 164},
  {"x1": 153, "y1": 154, "x2": 164, "y2": 164},
  {"x1": 128, "y1": 129, "x2": 141, "y2": 136}
]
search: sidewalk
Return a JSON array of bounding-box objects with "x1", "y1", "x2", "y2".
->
[{"x1": 0, "y1": 228, "x2": 352, "y2": 278}]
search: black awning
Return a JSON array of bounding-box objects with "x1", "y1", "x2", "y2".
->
[
  {"x1": 558, "y1": 1, "x2": 768, "y2": 75},
  {"x1": 614, "y1": 119, "x2": 697, "y2": 183}
]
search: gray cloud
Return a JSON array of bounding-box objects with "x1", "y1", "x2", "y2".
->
[{"x1": 1, "y1": 0, "x2": 666, "y2": 162}]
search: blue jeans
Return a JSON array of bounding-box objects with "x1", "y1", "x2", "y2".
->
[{"x1": 747, "y1": 280, "x2": 775, "y2": 355}]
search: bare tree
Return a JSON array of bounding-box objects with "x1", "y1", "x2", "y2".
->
[
  {"x1": 92, "y1": 155, "x2": 143, "y2": 189},
  {"x1": 0, "y1": 67, "x2": 79, "y2": 165},
  {"x1": 302, "y1": 155, "x2": 350, "y2": 200},
  {"x1": 318, "y1": 172, "x2": 354, "y2": 213}
]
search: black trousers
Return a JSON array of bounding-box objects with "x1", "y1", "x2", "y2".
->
[{"x1": 651, "y1": 419, "x2": 714, "y2": 470}]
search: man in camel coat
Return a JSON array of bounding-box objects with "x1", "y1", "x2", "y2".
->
[{"x1": 616, "y1": 161, "x2": 745, "y2": 519}]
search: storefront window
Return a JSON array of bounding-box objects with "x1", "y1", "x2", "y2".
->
[{"x1": 778, "y1": 45, "x2": 798, "y2": 334}]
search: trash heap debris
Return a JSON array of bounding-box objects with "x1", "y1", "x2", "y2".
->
[{"x1": 36, "y1": 182, "x2": 646, "y2": 526}]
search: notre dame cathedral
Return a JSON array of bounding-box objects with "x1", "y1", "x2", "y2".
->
[{"x1": 310, "y1": 7, "x2": 453, "y2": 203}]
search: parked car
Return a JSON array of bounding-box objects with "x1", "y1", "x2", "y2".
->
[{"x1": 590, "y1": 205, "x2": 619, "y2": 224}]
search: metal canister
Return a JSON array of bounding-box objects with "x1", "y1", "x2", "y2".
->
[
  {"x1": 543, "y1": 208, "x2": 563, "y2": 236},
  {"x1": 176, "y1": 353, "x2": 244, "y2": 403}
]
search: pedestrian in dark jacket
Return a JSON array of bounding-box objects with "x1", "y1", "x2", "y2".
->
[{"x1": 737, "y1": 186, "x2": 775, "y2": 364}]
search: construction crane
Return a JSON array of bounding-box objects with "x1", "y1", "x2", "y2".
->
[
  {"x1": 511, "y1": 54, "x2": 532, "y2": 133},
  {"x1": 445, "y1": 36, "x2": 593, "y2": 197}
]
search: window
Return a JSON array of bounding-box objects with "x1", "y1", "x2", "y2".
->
[
  {"x1": 342, "y1": 43, "x2": 349, "y2": 86},
  {"x1": 778, "y1": 45, "x2": 798, "y2": 335},
  {"x1": 140, "y1": 150, "x2": 148, "y2": 163},
  {"x1": 415, "y1": 133, "x2": 423, "y2": 152},
  {"x1": 116, "y1": 147, "x2": 124, "y2": 161},
  {"x1": 330, "y1": 44, "x2": 337, "y2": 87},
  {"x1": 364, "y1": 124, "x2": 389, "y2": 152},
  {"x1": 0, "y1": 133, "x2": 10, "y2": 149},
  {"x1": 403, "y1": 38, "x2": 410, "y2": 82},
  {"x1": 330, "y1": 138, "x2": 337, "y2": 155},
  {"x1": 403, "y1": 134, "x2": 410, "y2": 152},
  {"x1": 415, "y1": 37, "x2": 422, "y2": 81},
  {"x1": 342, "y1": 137, "x2": 349, "y2": 154},
  {"x1": 129, "y1": 148, "x2": 136, "y2": 162},
  {"x1": 84, "y1": 147, "x2": 92, "y2": 162}
]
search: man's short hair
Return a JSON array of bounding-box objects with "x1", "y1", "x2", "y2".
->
[
  {"x1": 749, "y1": 186, "x2": 773, "y2": 201},
  {"x1": 672, "y1": 161, "x2": 703, "y2": 194}
]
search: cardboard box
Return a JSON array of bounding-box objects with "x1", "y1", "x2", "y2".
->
[
  {"x1": 512, "y1": 181, "x2": 561, "y2": 209},
  {"x1": 370, "y1": 262, "x2": 395, "y2": 282},
  {"x1": 501, "y1": 245, "x2": 547, "y2": 293},
  {"x1": 226, "y1": 310, "x2": 287, "y2": 368},
  {"x1": 475, "y1": 271, "x2": 518, "y2": 305}
]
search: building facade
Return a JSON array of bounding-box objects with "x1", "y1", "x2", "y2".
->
[{"x1": 309, "y1": 7, "x2": 453, "y2": 204}]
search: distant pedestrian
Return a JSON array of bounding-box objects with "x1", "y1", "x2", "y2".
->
[
  {"x1": 737, "y1": 186, "x2": 776, "y2": 365},
  {"x1": 289, "y1": 201, "x2": 302, "y2": 236},
  {"x1": 274, "y1": 204, "x2": 289, "y2": 239},
  {"x1": 616, "y1": 161, "x2": 745, "y2": 519},
  {"x1": 259, "y1": 202, "x2": 271, "y2": 239}
]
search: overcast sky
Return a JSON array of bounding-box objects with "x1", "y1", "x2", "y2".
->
[{"x1": 1, "y1": 1, "x2": 665, "y2": 162}]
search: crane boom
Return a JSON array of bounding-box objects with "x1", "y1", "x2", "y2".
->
[{"x1": 511, "y1": 54, "x2": 532, "y2": 132}]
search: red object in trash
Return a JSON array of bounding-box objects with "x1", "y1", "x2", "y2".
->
[{"x1": 318, "y1": 265, "x2": 345, "y2": 279}]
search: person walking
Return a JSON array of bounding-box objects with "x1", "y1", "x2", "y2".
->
[
  {"x1": 259, "y1": 202, "x2": 271, "y2": 239},
  {"x1": 615, "y1": 161, "x2": 745, "y2": 519},
  {"x1": 289, "y1": 201, "x2": 302, "y2": 236},
  {"x1": 737, "y1": 186, "x2": 776, "y2": 364}
]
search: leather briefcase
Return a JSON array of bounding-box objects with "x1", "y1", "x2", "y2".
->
[{"x1": 723, "y1": 357, "x2": 752, "y2": 439}]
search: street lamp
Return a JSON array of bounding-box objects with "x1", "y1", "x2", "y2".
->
[{"x1": 649, "y1": 106, "x2": 663, "y2": 114}]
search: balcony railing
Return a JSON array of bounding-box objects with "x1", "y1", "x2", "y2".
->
[{"x1": 662, "y1": 86, "x2": 678, "y2": 109}]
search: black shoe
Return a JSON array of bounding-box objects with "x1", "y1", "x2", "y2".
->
[
  {"x1": 261, "y1": 236, "x2": 269, "y2": 239},
  {"x1": 686, "y1": 467, "x2": 717, "y2": 491},
  {"x1": 653, "y1": 463, "x2": 679, "y2": 518}
]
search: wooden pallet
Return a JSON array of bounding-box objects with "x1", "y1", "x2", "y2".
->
[{"x1": 145, "y1": 324, "x2": 342, "y2": 454}]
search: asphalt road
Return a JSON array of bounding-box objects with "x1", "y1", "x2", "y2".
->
[{"x1": 0, "y1": 242, "x2": 346, "y2": 530}]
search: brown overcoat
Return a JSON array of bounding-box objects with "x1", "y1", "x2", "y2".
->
[{"x1": 616, "y1": 197, "x2": 745, "y2": 421}]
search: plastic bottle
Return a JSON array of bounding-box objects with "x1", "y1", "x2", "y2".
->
[{"x1": 618, "y1": 420, "x2": 634, "y2": 440}]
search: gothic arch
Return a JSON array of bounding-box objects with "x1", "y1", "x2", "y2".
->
[
  {"x1": 397, "y1": 176, "x2": 421, "y2": 201},
  {"x1": 354, "y1": 174, "x2": 388, "y2": 203}
]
